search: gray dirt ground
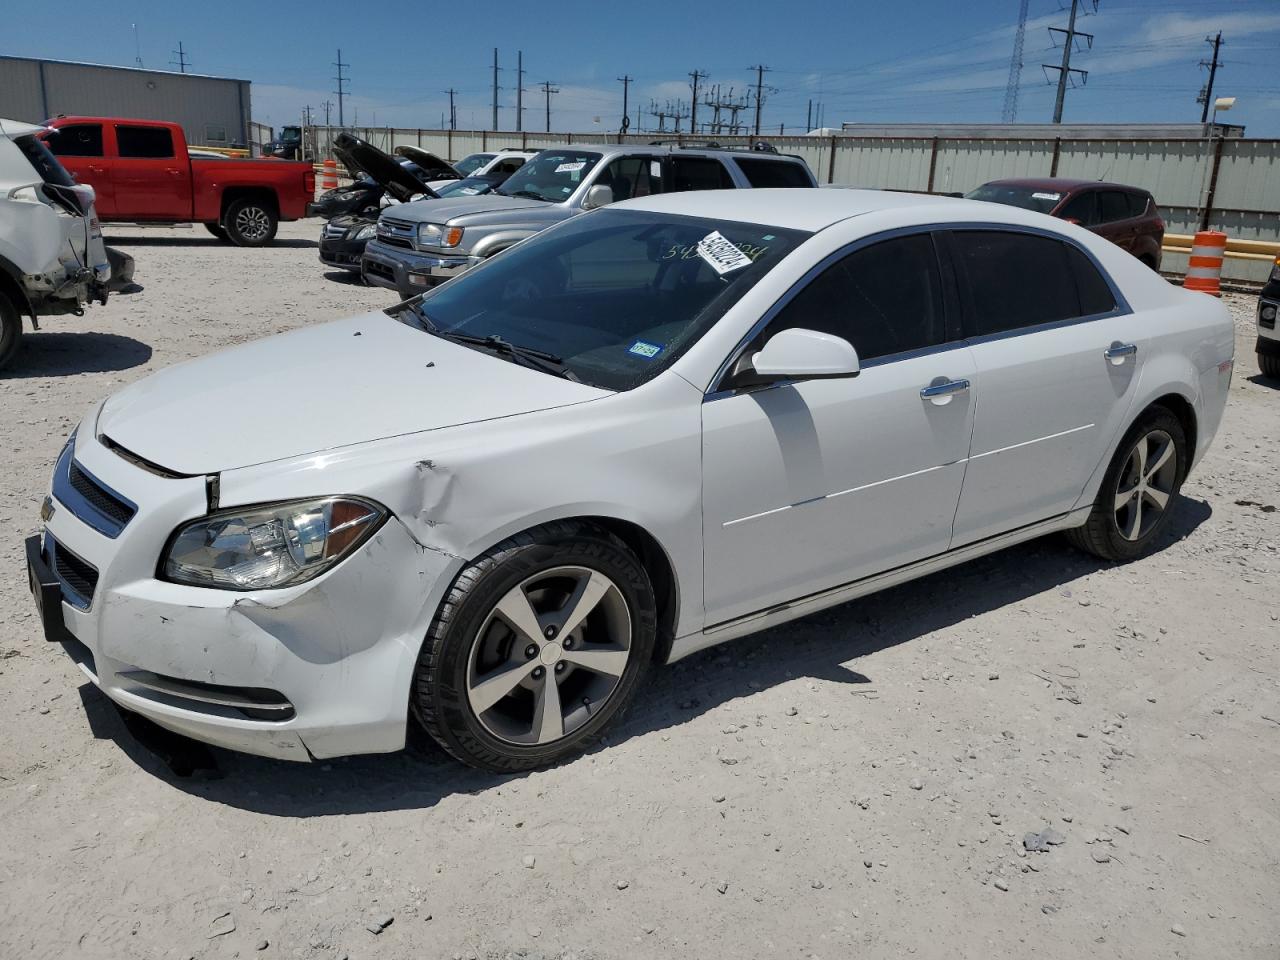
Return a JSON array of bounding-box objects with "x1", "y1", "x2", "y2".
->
[{"x1": 1, "y1": 221, "x2": 1277, "y2": 960}]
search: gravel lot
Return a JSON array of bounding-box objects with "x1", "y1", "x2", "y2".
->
[{"x1": 1, "y1": 221, "x2": 1277, "y2": 960}]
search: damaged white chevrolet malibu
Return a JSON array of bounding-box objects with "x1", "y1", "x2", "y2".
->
[{"x1": 27, "y1": 189, "x2": 1233, "y2": 770}]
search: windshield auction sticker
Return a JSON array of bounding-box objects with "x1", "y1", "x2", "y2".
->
[
  {"x1": 696, "y1": 231, "x2": 754, "y2": 275},
  {"x1": 1032, "y1": 192, "x2": 1061, "y2": 201},
  {"x1": 555, "y1": 161, "x2": 587, "y2": 174}
]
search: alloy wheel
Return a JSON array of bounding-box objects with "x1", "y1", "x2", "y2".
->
[
  {"x1": 1113, "y1": 428, "x2": 1177, "y2": 541},
  {"x1": 234, "y1": 206, "x2": 271, "y2": 242},
  {"x1": 466, "y1": 565, "x2": 633, "y2": 746}
]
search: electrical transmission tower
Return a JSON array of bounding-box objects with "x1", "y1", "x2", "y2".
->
[
  {"x1": 702, "y1": 85, "x2": 750, "y2": 136},
  {"x1": 1197, "y1": 32, "x2": 1224, "y2": 123},
  {"x1": 1002, "y1": 0, "x2": 1029, "y2": 122},
  {"x1": 333, "y1": 50, "x2": 350, "y2": 127},
  {"x1": 170, "y1": 41, "x2": 189, "y2": 74},
  {"x1": 1043, "y1": 0, "x2": 1097, "y2": 124}
]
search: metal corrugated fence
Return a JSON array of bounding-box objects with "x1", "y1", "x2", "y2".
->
[{"x1": 314, "y1": 126, "x2": 1279, "y2": 282}]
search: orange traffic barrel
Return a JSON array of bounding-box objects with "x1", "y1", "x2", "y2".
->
[
  {"x1": 1184, "y1": 230, "x2": 1227, "y2": 296},
  {"x1": 320, "y1": 158, "x2": 339, "y2": 192}
]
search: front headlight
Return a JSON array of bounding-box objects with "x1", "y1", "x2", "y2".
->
[
  {"x1": 353, "y1": 224, "x2": 376, "y2": 240},
  {"x1": 162, "y1": 497, "x2": 386, "y2": 591},
  {"x1": 416, "y1": 222, "x2": 464, "y2": 249}
]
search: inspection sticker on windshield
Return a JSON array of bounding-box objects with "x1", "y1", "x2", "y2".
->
[
  {"x1": 555, "y1": 161, "x2": 586, "y2": 174},
  {"x1": 1032, "y1": 191, "x2": 1061, "y2": 201},
  {"x1": 696, "y1": 231, "x2": 754, "y2": 275},
  {"x1": 628, "y1": 340, "x2": 663, "y2": 359},
  {"x1": 459, "y1": 186, "x2": 480, "y2": 195}
]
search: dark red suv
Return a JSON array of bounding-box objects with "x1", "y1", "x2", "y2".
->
[{"x1": 966, "y1": 178, "x2": 1165, "y2": 270}]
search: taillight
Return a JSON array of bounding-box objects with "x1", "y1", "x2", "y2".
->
[
  {"x1": 305, "y1": 170, "x2": 315, "y2": 193},
  {"x1": 1155, "y1": 218, "x2": 1165, "y2": 231}
]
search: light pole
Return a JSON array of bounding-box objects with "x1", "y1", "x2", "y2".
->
[{"x1": 1197, "y1": 96, "x2": 1235, "y2": 231}]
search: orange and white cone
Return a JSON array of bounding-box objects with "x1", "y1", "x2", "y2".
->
[
  {"x1": 320, "y1": 158, "x2": 339, "y2": 192},
  {"x1": 1184, "y1": 230, "x2": 1226, "y2": 296}
]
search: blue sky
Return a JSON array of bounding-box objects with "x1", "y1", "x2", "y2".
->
[{"x1": 5, "y1": 0, "x2": 1280, "y2": 135}]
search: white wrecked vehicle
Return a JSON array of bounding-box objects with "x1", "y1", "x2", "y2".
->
[{"x1": 0, "y1": 116, "x2": 115, "y2": 369}]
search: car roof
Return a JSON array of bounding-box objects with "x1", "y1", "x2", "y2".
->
[
  {"x1": 533, "y1": 143, "x2": 804, "y2": 163},
  {"x1": 983, "y1": 177, "x2": 1149, "y2": 194},
  {"x1": 618, "y1": 187, "x2": 959, "y2": 231}
]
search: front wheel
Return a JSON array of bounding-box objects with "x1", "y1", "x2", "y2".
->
[
  {"x1": 414, "y1": 521, "x2": 656, "y2": 771},
  {"x1": 223, "y1": 199, "x2": 278, "y2": 247},
  {"x1": 0, "y1": 291, "x2": 22, "y2": 371},
  {"x1": 1065, "y1": 406, "x2": 1187, "y2": 561}
]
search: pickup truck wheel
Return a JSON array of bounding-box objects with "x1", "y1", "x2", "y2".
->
[
  {"x1": 0, "y1": 292, "x2": 22, "y2": 371},
  {"x1": 413, "y1": 520, "x2": 657, "y2": 771},
  {"x1": 1259, "y1": 352, "x2": 1280, "y2": 380},
  {"x1": 223, "y1": 199, "x2": 278, "y2": 247},
  {"x1": 204, "y1": 222, "x2": 230, "y2": 243}
]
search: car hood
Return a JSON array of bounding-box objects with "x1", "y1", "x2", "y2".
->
[
  {"x1": 333, "y1": 133, "x2": 438, "y2": 202},
  {"x1": 96, "y1": 312, "x2": 610, "y2": 474},
  {"x1": 393, "y1": 145, "x2": 460, "y2": 181},
  {"x1": 385, "y1": 194, "x2": 567, "y2": 226}
]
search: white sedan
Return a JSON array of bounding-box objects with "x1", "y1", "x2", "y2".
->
[{"x1": 26, "y1": 189, "x2": 1234, "y2": 770}]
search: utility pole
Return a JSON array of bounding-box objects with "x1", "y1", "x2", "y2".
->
[
  {"x1": 170, "y1": 41, "x2": 189, "y2": 73},
  {"x1": 806, "y1": 99, "x2": 812, "y2": 133},
  {"x1": 541, "y1": 80, "x2": 559, "y2": 133},
  {"x1": 1198, "y1": 32, "x2": 1224, "y2": 124},
  {"x1": 516, "y1": 51, "x2": 526, "y2": 132},
  {"x1": 1045, "y1": 0, "x2": 1095, "y2": 124},
  {"x1": 492, "y1": 48, "x2": 501, "y2": 129},
  {"x1": 618, "y1": 75, "x2": 633, "y2": 135},
  {"x1": 321, "y1": 99, "x2": 333, "y2": 127},
  {"x1": 749, "y1": 64, "x2": 771, "y2": 136},
  {"x1": 688, "y1": 70, "x2": 707, "y2": 133},
  {"x1": 333, "y1": 49, "x2": 350, "y2": 127},
  {"x1": 445, "y1": 88, "x2": 457, "y2": 130}
]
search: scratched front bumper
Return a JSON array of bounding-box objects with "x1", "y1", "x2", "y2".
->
[{"x1": 35, "y1": 428, "x2": 449, "y2": 762}]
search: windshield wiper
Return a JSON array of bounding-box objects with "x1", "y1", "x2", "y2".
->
[
  {"x1": 501, "y1": 189, "x2": 552, "y2": 202},
  {"x1": 444, "y1": 333, "x2": 581, "y2": 382}
]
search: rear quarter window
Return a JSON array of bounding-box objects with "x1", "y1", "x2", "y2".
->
[
  {"x1": 1127, "y1": 192, "x2": 1152, "y2": 218},
  {"x1": 733, "y1": 157, "x2": 813, "y2": 188}
]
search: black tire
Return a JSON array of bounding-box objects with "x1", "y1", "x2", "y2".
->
[
  {"x1": 222, "y1": 198, "x2": 278, "y2": 247},
  {"x1": 0, "y1": 291, "x2": 23, "y2": 372},
  {"x1": 1259, "y1": 351, "x2": 1280, "y2": 380},
  {"x1": 204, "y1": 222, "x2": 230, "y2": 242},
  {"x1": 1065, "y1": 406, "x2": 1187, "y2": 562},
  {"x1": 414, "y1": 520, "x2": 656, "y2": 772}
]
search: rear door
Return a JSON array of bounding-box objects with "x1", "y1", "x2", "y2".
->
[
  {"x1": 944, "y1": 228, "x2": 1148, "y2": 545},
  {"x1": 112, "y1": 123, "x2": 191, "y2": 220},
  {"x1": 43, "y1": 122, "x2": 115, "y2": 216},
  {"x1": 1096, "y1": 190, "x2": 1138, "y2": 252}
]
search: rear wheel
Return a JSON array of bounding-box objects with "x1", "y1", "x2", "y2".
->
[
  {"x1": 1065, "y1": 406, "x2": 1186, "y2": 561},
  {"x1": 223, "y1": 198, "x2": 278, "y2": 247},
  {"x1": 0, "y1": 291, "x2": 22, "y2": 371},
  {"x1": 1259, "y1": 351, "x2": 1280, "y2": 379},
  {"x1": 414, "y1": 521, "x2": 656, "y2": 771},
  {"x1": 204, "y1": 222, "x2": 230, "y2": 242}
]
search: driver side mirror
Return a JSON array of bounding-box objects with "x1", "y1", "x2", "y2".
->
[
  {"x1": 729, "y1": 328, "x2": 861, "y2": 389},
  {"x1": 582, "y1": 183, "x2": 614, "y2": 210}
]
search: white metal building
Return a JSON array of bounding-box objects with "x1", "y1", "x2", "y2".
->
[{"x1": 0, "y1": 55, "x2": 253, "y2": 149}]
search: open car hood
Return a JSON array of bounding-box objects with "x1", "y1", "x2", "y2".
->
[
  {"x1": 393, "y1": 145, "x2": 461, "y2": 182},
  {"x1": 332, "y1": 133, "x2": 438, "y2": 203}
]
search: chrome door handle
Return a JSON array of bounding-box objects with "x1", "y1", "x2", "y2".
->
[
  {"x1": 1105, "y1": 342, "x2": 1137, "y2": 365},
  {"x1": 920, "y1": 378, "x2": 970, "y2": 404}
]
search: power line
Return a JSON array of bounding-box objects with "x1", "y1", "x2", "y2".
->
[
  {"x1": 170, "y1": 40, "x2": 189, "y2": 74},
  {"x1": 1002, "y1": 0, "x2": 1029, "y2": 122},
  {"x1": 1197, "y1": 32, "x2": 1224, "y2": 123},
  {"x1": 540, "y1": 80, "x2": 559, "y2": 132},
  {"x1": 333, "y1": 49, "x2": 350, "y2": 127},
  {"x1": 1044, "y1": 0, "x2": 1097, "y2": 124}
]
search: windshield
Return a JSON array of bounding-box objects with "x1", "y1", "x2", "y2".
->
[
  {"x1": 965, "y1": 183, "x2": 1064, "y2": 214},
  {"x1": 435, "y1": 176, "x2": 497, "y2": 198},
  {"x1": 394, "y1": 209, "x2": 808, "y2": 391},
  {"x1": 495, "y1": 151, "x2": 602, "y2": 203},
  {"x1": 454, "y1": 153, "x2": 494, "y2": 176}
]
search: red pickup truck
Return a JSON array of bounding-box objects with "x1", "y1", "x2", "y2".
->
[{"x1": 40, "y1": 117, "x2": 315, "y2": 246}]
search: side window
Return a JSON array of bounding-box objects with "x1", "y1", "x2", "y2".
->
[
  {"x1": 1057, "y1": 191, "x2": 1098, "y2": 226},
  {"x1": 597, "y1": 156, "x2": 663, "y2": 203},
  {"x1": 45, "y1": 124, "x2": 104, "y2": 157},
  {"x1": 116, "y1": 125, "x2": 175, "y2": 159},
  {"x1": 1098, "y1": 191, "x2": 1131, "y2": 224},
  {"x1": 760, "y1": 234, "x2": 946, "y2": 362},
  {"x1": 668, "y1": 156, "x2": 734, "y2": 193},
  {"x1": 951, "y1": 230, "x2": 1082, "y2": 336},
  {"x1": 496, "y1": 157, "x2": 526, "y2": 174},
  {"x1": 1066, "y1": 245, "x2": 1118, "y2": 316},
  {"x1": 1127, "y1": 192, "x2": 1151, "y2": 218},
  {"x1": 734, "y1": 157, "x2": 813, "y2": 188}
]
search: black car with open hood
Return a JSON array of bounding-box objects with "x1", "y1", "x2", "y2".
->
[{"x1": 306, "y1": 134, "x2": 459, "y2": 219}]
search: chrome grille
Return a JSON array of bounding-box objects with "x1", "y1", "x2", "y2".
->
[
  {"x1": 376, "y1": 217, "x2": 417, "y2": 249},
  {"x1": 69, "y1": 461, "x2": 134, "y2": 527},
  {"x1": 52, "y1": 441, "x2": 137, "y2": 539},
  {"x1": 322, "y1": 221, "x2": 348, "y2": 240},
  {"x1": 46, "y1": 535, "x2": 97, "y2": 610}
]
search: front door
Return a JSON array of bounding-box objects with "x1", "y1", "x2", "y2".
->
[
  {"x1": 701, "y1": 232, "x2": 976, "y2": 625},
  {"x1": 43, "y1": 122, "x2": 115, "y2": 216},
  {"x1": 944, "y1": 228, "x2": 1148, "y2": 545}
]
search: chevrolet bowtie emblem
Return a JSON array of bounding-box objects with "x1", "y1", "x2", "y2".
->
[{"x1": 40, "y1": 496, "x2": 55, "y2": 522}]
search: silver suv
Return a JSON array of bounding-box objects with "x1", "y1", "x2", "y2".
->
[{"x1": 360, "y1": 143, "x2": 817, "y2": 297}]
